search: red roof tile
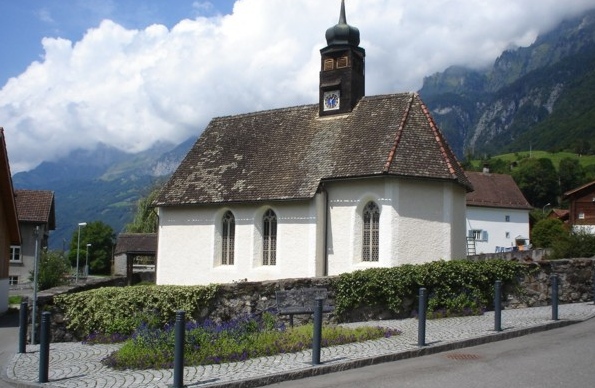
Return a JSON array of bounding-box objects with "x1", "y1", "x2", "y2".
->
[
  {"x1": 466, "y1": 172, "x2": 532, "y2": 210},
  {"x1": 14, "y1": 189, "x2": 56, "y2": 229}
]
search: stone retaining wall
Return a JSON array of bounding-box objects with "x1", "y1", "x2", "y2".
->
[{"x1": 26, "y1": 258, "x2": 595, "y2": 342}]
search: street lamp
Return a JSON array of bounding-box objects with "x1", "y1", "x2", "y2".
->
[
  {"x1": 85, "y1": 243, "x2": 92, "y2": 277},
  {"x1": 75, "y1": 222, "x2": 87, "y2": 283},
  {"x1": 542, "y1": 203, "x2": 551, "y2": 214}
]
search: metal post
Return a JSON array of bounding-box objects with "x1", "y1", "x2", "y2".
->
[
  {"x1": 39, "y1": 312, "x2": 51, "y2": 383},
  {"x1": 418, "y1": 288, "x2": 427, "y2": 347},
  {"x1": 173, "y1": 310, "x2": 185, "y2": 388},
  {"x1": 19, "y1": 302, "x2": 28, "y2": 353},
  {"x1": 551, "y1": 274, "x2": 559, "y2": 321},
  {"x1": 494, "y1": 280, "x2": 502, "y2": 332},
  {"x1": 592, "y1": 268, "x2": 595, "y2": 305},
  {"x1": 312, "y1": 297, "x2": 324, "y2": 365},
  {"x1": 32, "y1": 226, "x2": 40, "y2": 344}
]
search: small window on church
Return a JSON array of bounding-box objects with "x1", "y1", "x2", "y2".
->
[
  {"x1": 337, "y1": 56, "x2": 349, "y2": 68},
  {"x1": 323, "y1": 59, "x2": 334, "y2": 71},
  {"x1": 221, "y1": 211, "x2": 235, "y2": 265},
  {"x1": 263, "y1": 209, "x2": 277, "y2": 265},
  {"x1": 362, "y1": 202, "x2": 380, "y2": 262}
]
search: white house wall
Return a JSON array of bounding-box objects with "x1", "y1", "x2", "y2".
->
[
  {"x1": 156, "y1": 201, "x2": 319, "y2": 285},
  {"x1": 325, "y1": 177, "x2": 467, "y2": 276},
  {"x1": 466, "y1": 207, "x2": 530, "y2": 254}
]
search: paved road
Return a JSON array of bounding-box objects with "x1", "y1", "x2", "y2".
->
[
  {"x1": 0, "y1": 310, "x2": 19, "y2": 388},
  {"x1": 267, "y1": 317, "x2": 595, "y2": 388}
]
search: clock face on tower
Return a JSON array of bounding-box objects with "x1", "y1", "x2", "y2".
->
[{"x1": 323, "y1": 90, "x2": 340, "y2": 111}]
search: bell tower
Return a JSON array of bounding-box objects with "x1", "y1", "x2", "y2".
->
[{"x1": 319, "y1": 0, "x2": 365, "y2": 117}]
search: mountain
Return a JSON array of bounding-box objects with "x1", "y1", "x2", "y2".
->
[
  {"x1": 12, "y1": 137, "x2": 195, "y2": 249},
  {"x1": 420, "y1": 8, "x2": 595, "y2": 158}
]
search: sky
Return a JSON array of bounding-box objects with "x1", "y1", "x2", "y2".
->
[{"x1": 1, "y1": 0, "x2": 595, "y2": 174}]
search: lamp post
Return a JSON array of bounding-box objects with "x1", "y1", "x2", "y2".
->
[
  {"x1": 85, "y1": 243, "x2": 92, "y2": 277},
  {"x1": 75, "y1": 222, "x2": 87, "y2": 283},
  {"x1": 31, "y1": 226, "x2": 40, "y2": 344},
  {"x1": 542, "y1": 203, "x2": 551, "y2": 214}
]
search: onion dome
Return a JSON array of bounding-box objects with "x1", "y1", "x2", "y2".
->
[{"x1": 325, "y1": 0, "x2": 360, "y2": 47}]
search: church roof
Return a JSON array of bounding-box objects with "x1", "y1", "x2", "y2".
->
[
  {"x1": 156, "y1": 93, "x2": 472, "y2": 207},
  {"x1": 466, "y1": 171, "x2": 532, "y2": 210}
]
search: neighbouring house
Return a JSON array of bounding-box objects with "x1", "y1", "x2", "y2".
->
[
  {"x1": 154, "y1": 1, "x2": 473, "y2": 285},
  {"x1": 547, "y1": 208, "x2": 569, "y2": 226},
  {"x1": 465, "y1": 170, "x2": 532, "y2": 255},
  {"x1": 0, "y1": 128, "x2": 21, "y2": 313},
  {"x1": 563, "y1": 180, "x2": 595, "y2": 234},
  {"x1": 113, "y1": 233, "x2": 157, "y2": 284},
  {"x1": 9, "y1": 189, "x2": 56, "y2": 288}
]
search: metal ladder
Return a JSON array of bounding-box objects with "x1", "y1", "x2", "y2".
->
[{"x1": 466, "y1": 237, "x2": 476, "y2": 256}]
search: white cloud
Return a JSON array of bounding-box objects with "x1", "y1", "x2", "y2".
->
[{"x1": 1, "y1": 0, "x2": 594, "y2": 173}]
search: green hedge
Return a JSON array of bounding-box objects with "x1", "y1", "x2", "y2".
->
[
  {"x1": 334, "y1": 260, "x2": 528, "y2": 317},
  {"x1": 54, "y1": 284, "x2": 218, "y2": 337}
]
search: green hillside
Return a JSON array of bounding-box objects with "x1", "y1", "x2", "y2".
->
[{"x1": 470, "y1": 151, "x2": 595, "y2": 172}]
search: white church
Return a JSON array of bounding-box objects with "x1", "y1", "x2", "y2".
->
[{"x1": 154, "y1": 1, "x2": 473, "y2": 286}]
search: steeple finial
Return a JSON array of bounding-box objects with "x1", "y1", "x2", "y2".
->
[
  {"x1": 339, "y1": 0, "x2": 347, "y2": 24},
  {"x1": 325, "y1": 0, "x2": 360, "y2": 47}
]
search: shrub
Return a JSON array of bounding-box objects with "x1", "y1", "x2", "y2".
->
[
  {"x1": 28, "y1": 249, "x2": 71, "y2": 291},
  {"x1": 531, "y1": 218, "x2": 568, "y2": 248},
  {"x1": 551, "y1": 229, "x2": 595, "y2": 259},
  {"x1": 334, "y1": 259, "x2": 527, "y2": 319},
  {"x1": 54, "y1": 284, "x2": 218, "y2": 338}
]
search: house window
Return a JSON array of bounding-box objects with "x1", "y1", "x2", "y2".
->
[
  {"x1": 9, "y1": 246, "x2": 21, "y2": 262},
  {"x1": 263, "y1": 209, "x2": 277, "y2": 266},
  {"x1": 9, "y1": 276, "x2": 18, "y2": 285},
  {"x1": 505, "y1": 215, "x2": 510, "y2": 222},
  {"x1": 362, "y1": 202, "x2": 380, "y2": 262},
  {"x1": 578, "y1": 212, "x2": 585, "y2": 220},
  {"x1": 221, "y1": 211, "x2": 235, "y2": 265},
  {"x1": 506, "y1": 232, "x2": 510, "y2": 239},
  {"x1": 469, "y1": 229, "x2": 488, "y2": 242}
]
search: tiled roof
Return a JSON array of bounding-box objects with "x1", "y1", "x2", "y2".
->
[
  {"x1": 156, "y1": 93, "x2": 472, "y2": 206},
  {"x1": 14, "y1": 189, "x2": 56, "y2": 229},
  {"x1": 466, "y1": 172, "x2": 533, "y2": 210},
  {"x1": 115, "y1": 233, "x2": 157, "y2": 255}
]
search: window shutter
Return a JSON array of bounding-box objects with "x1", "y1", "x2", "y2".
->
[{"x1": 482, "y1": 231, "x2": 489, "y2": 242}]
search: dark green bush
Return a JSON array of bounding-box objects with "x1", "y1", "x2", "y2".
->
[
  {"x1": 334, "y1": 260, "x2": 527, "y2": 318},
  {"x1": 551, "y1": 229, "x2": 595, "y2": 259},
  {"x1": 531, "y1": 218, "x2": 568, "y2": 248}
]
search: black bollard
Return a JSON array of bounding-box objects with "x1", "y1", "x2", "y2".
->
[
  {"x1": 592, "y1": 269, "x2": 595, "y2": 305},
  {"x1": 173, "y1": 310, "x2": 185, "y2": 388},
  {"x1": 494, "y1": 280, "x2": 502, "y2": 332},
  {"x1": 312, "y1": 297, "x2": 324, "y2": 365},
  {"x1": 418, "y1": 288, "x2": 427, "y2": 347},
  {"x1": 551, "y1": 274, "x2": 559, "y2": 321},
  {"x1": 39, "y1": 311, "x2": 51, "y2": 383},
  {"x1": 19, "y1": 302, "x2": 28, "y2": 353}
]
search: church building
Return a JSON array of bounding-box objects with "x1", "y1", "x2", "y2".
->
[{"x1": 154, "y1": 1, "x2": 473, "y2": 285}]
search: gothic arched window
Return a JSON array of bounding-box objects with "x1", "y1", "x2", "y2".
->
[
  {"x1": 362, "y1": 202, "x2": 380, "y2": 262},
  {"x1": 221, "y1": 211, "x2": 235, "y2": 265},
  {"x1": 263, "y1": 209, "x2": 277, "y2": 265}
]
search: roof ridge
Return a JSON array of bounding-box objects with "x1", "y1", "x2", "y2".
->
[
  {"x1": 383, "y1": 93, "x2": 415, "y2": 173},
  {"x1": 418, "y1": 96, "x2": 466, "y2": 182}
]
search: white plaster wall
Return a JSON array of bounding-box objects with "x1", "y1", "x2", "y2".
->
[
  {"x1": 326, "y1": 177, "x2": 466, "y2": 276},
  {"x1": 0, "y1": 278, "x2": 8, "y2": 313},
  {"x1": 156, "y1": 200, "x2": 319, "y2": 285},
  {"x1": 466, "y1": 207, "x2": 530, "y2": 254}
]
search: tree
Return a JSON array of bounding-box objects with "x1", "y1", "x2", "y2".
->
[
  {"x1": 125, "y1": 186, "x2": 161, "y2": 233},
  {"x1": 530, "y1": 218, "x2": 568, "y2": 248},
  {"x1": 29, "y1": 249, "x2": 71, "y2": 291},
  {"x1": 558, "y1": 157, "x2": 586, "y2": 194},
  {"x1": 512, "y1": 158, "x2": 558, "y2": 208},
  {"x1": 68, "y1": 221, "x2": 116, "y2": 275}
]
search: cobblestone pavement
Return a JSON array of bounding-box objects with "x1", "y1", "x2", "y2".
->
[{"x1": 3, "y1": 303, "x2": 595, "y2": 388}]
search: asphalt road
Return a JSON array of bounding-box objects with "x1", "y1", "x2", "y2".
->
[
  {"x1": 0, "y1": 310, "x2": 20, "y2": 388},
  {"x1": 266, "y1": 318, "x2": 595, "y2": 388}
]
